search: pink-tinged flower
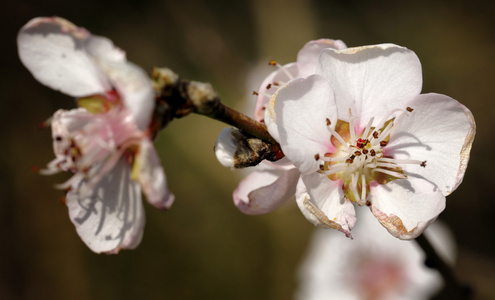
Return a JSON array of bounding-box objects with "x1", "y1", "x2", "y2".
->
[
  {"x1": 266, "y1": 44, "x2": 475, "y2": 238},
  {"x1": 18, "y1": 17, "x2": 174, "y2": 253},
  {"x1": 215, "y1": 39, "x2": 346, "y2": 214},
  {"x1": 296, "y1": 211, "x2": 456, "y2": 300}
]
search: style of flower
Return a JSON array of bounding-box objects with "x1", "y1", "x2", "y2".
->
[
  {"x1": 18, "y1": 17, "x2": 174, "y2": 253},
  {"x1": 215, "y1": 39, "x2": 346, "y2": 214},
  {"x1": 296, "y1": 211, "x2": 456, "y2": 300},
  {"x1": 265, "y1": 44, "x2": 475, "y2": 238}
]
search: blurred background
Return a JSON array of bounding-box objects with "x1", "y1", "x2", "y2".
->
[{"x1": 2, "y1": 0, "x2": 495, "y2": 299}]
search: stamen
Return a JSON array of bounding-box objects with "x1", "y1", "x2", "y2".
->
[
  {"x1": 379, "y1": 157, "x2": 425, "y2": 165},
  {"x1": 361, "y1": 174, "x2": 366, "y2": 202},
  {"x1": 362, "y1": 117, "x2": 375, "y2": 140},
  {"x1": 326, "y1": 120, "x2": 349, "y2": 150},
  {"x1": 269, "y1": 60, "x2": 294, "y2": 80},
  {"x1": 314, "y1": 154, "x2": 320, "y2": 161},
  {"x1": 349, "y1": 115, "x2": 356, "y2": 143},
  {"x1": 252, "y1": 91, "x2": 259, "y2": 96},
  {"x1": 350, "y1": 173, "x2": 360, "y2": 202}
]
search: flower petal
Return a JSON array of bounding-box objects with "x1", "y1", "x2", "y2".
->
[
  {"x1": 296, "y1": 38, "x2": 347, "y2": 77},
  {"x1": 254, "y1": 63, "x2": 297, "y2": 123},
  {"x1": 214, "y1": 127, "x2": 239, "y2": 168},
  {"x1": 316, "y1": 44, "x2": 422, "y2": 128},
  {"x1": 134, "y1": 138, "x2": 175, "y2": 210},
  {"x1": 269, "y1": 74, "x2": 336, "y2": 174},
  {"x1": 17, "y1": 17, "x2": 110, "y2": 97},
  {"x1": 387, "y1": 93, "x2": 475, "y2": 195},
  {"x1": 369, "y1": 176, "x2": 446, "y2": 239},
  {"x1": 98, "y1": 59, "x2": 155, "y2": 130},
  {"x1": 297, "y1": 173, "x2": 355, "y2": 237},
  {"x1": 233, "y1": 164, "x2": 300, "y2": 215},
  {"x1": 66, "y1": 158, "x2": 145, "y2": 253}
]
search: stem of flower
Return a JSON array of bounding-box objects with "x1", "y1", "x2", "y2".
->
[
  {"x1": 150, "y1": 67, "x2": 284, "y2": 164},
  {"x1": 415, "y1": 234, "x2": 472, "y2": 299}
]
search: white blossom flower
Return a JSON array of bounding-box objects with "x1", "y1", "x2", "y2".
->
[
  {"x1": 265, "y1": 44, "x2": 475, "y2": 238},
  {"x1": 215, "y1": 39, "x2": 346, "y2": 214},
  {"x1": 18, "y1": 17, "x2": 174, "y2": 253},
  {"x1": 296, "y1": 211, "x2": 456, "y2": 300}
]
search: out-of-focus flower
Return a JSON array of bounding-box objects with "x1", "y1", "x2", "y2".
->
[
  {"x1": 266, "y1": 44, "x2": 475, "y2": 238},
  {"x1": 18, "y1": 17, "x2": 174, "y2": 253},
  {"x1": 296, "y1": 212, "x2": 456, "y2": 300},
  {"x1": 215, "y1": 39, "x2": 346, "y2": 215}
]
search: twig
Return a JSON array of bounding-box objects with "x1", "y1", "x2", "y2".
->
[{"x1": 415, "y1": 234, "x2": 472, "y2": 299}]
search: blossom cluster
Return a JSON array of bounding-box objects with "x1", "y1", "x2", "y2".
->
[
  {"x1": 216, "y1": 39, "x2": 475, "y2": 239},
  {"x1": 18, "y1": 17, "x2": 174, "y2": 253}
]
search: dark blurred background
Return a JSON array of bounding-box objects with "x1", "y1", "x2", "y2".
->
[{"x1": 2, "y1": 0, "x2": 494, "y2": 299}]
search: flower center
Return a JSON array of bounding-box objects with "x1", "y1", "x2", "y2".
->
[{"x1": 316, "y1": 108, "x2": 425, "y2": 206}]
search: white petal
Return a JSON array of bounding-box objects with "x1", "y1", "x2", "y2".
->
[
  {"x1": 387, "y1": 93, "x2": 475, "y2": 195},
  {"x1": 297, "y1": 39, "x2": 347, "y2": 77},
  {"x1": 85, "y1": 35, "x2": 126, "y2": 62},
  {"x1": 134, "y1": 138, "x2": 175, "y2": 210},
  {"x1": 254, "y1": 63, "x2": 297, "y2": 123},
  {"x1": 98, "y1": 59, "x2": 154, "y2": 130},
  {"x1": 214, "y1": 128, "x2": 239, "y2": 168},
  {"x1": 316, "y1": 44, "x2": 422, "y2": 129},
  {"x1": 296, "y1": 210, "x2": 447, "y2": 300},
  {"x1": 370, "y1": 176, "x2": 446, "y2": 239},
  {"x1": 17, "y1": 17, "x2": 110, "y2": 97},
  {"x1": 297, "y1": 173, "x2": 355, "y2": 237},
  {"x1": 233, "y1": 165, "x2": 300, "y2": 215},
  {"x1": 271, "y1": 74, "x2": 336, "y2": 174},
  {"x1": 66, "y1": 158, "x2": 145, "y2": 253}
]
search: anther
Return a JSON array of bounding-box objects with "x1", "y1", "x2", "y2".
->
[
  {"x1": 421, "y1": 161, "x2": 427, "y2": 167},
  {"x1": 373, "y1": 131, "x2": 379, "y2": 139},
  {"x1": 268, "y1": 60, "x2": 277, "y2": 66},
  {"x1": 380, "y1": 140, "x2": 388, "y2": 147},
  {"x1": 362, "y1": 149, "x2": 368, "y2": 155},
  {"x1": 273, "y1": 82, "x2": 280, "y2": 86},
  {"x1": 55, "y1": 136, "x2": 62, "y2": 142},
  {"x1": 407, "y1": 107, "x2": 414, "y2": 112},
  {"x1": 370, "y1": 149, "x2": 376, "y2": 156},
  {"x1": 319, "y1": 164, "x2": 325, "y2": 171},
  {"x1": 252, "y1": 91, "x2": 259, "y2": 96},
  {"x1": 354, "y1": 151, "x2": 361, "y2": 156},
  {"x1": 326, "y1": 118, "x2": 331, "y2": 126},
  {"x1": 266, "y1": 83, "x2": 272, "y2": 89},
  {"x1": 314, "y1": 154, "x2": 320, "y2": 161},
  {"x1": 366, "y1": 200, "x2": 371, "y2": 206}
]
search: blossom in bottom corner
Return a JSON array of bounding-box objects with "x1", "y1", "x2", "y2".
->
[
  {"x1": 265, "y1": 43, "x2": 475, "y2": 238},
  {"x1": 296, "y1": 212, "x2": 456, "y2": 300},
  {"x1": 215, "y1": 39, "x2": 346, "y2": 215},
  {"x1": 18, "y1": 17, "x2": 174, "y2": 253}
]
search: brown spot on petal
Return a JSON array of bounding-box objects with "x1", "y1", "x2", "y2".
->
[
  {"x1": 303, "y1": 198, "x2": 352, "y2": 238},
  {"x1": 372, "y1": 207, "x2": 418, "y2": 239}
]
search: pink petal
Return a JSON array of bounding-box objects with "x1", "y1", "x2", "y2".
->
[
  {"x1": 97, "y1": 59, "x2": 155, "y2": 131},
  {"x1": 134, "y1": 138, "x2": 175, "y2": 210},
  {"x1": 369, "y1": 176, "x2": 446, "y2": 240},
  {"x1": 297, "y1": 173, "x2": 356, "y2": 237},
  {"x1": 233, "y1": 164, "x2": 300, "y2": 215},
  {"x1": 316, "y1": 44, "x2": 422, "y2": 129},
  {"x1": 66, "y1": 158, "x2": 145, "y2": 254},
  {"x1": 269, "y1": 74, "x2": 336, "y2": 174},
  {"x1": 296, "y1": 39, "x2": 347, "y2": 77},
  {"x1": 17, "y1": 17, "x2": 110, "y2": 97},
  {"x1": 387, "y1": 93, "x2": 475, "y2": 195},
  {"x1": 254, "y1": 63, "x2": 297, "y2": 124}
]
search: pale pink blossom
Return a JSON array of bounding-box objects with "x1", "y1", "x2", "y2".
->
[
  {"x1": 296, "y1": 211, "x2": 456, "y2": 300},
  {"x1": 266, "y1": 44, "x2": 475, "y2": 238},
  {"x1": 215, "y1": 39, "x2": 346, "y2": 214},
  {"x1": 18, "y1": 17, "x2": 174, "y2": 253}
]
